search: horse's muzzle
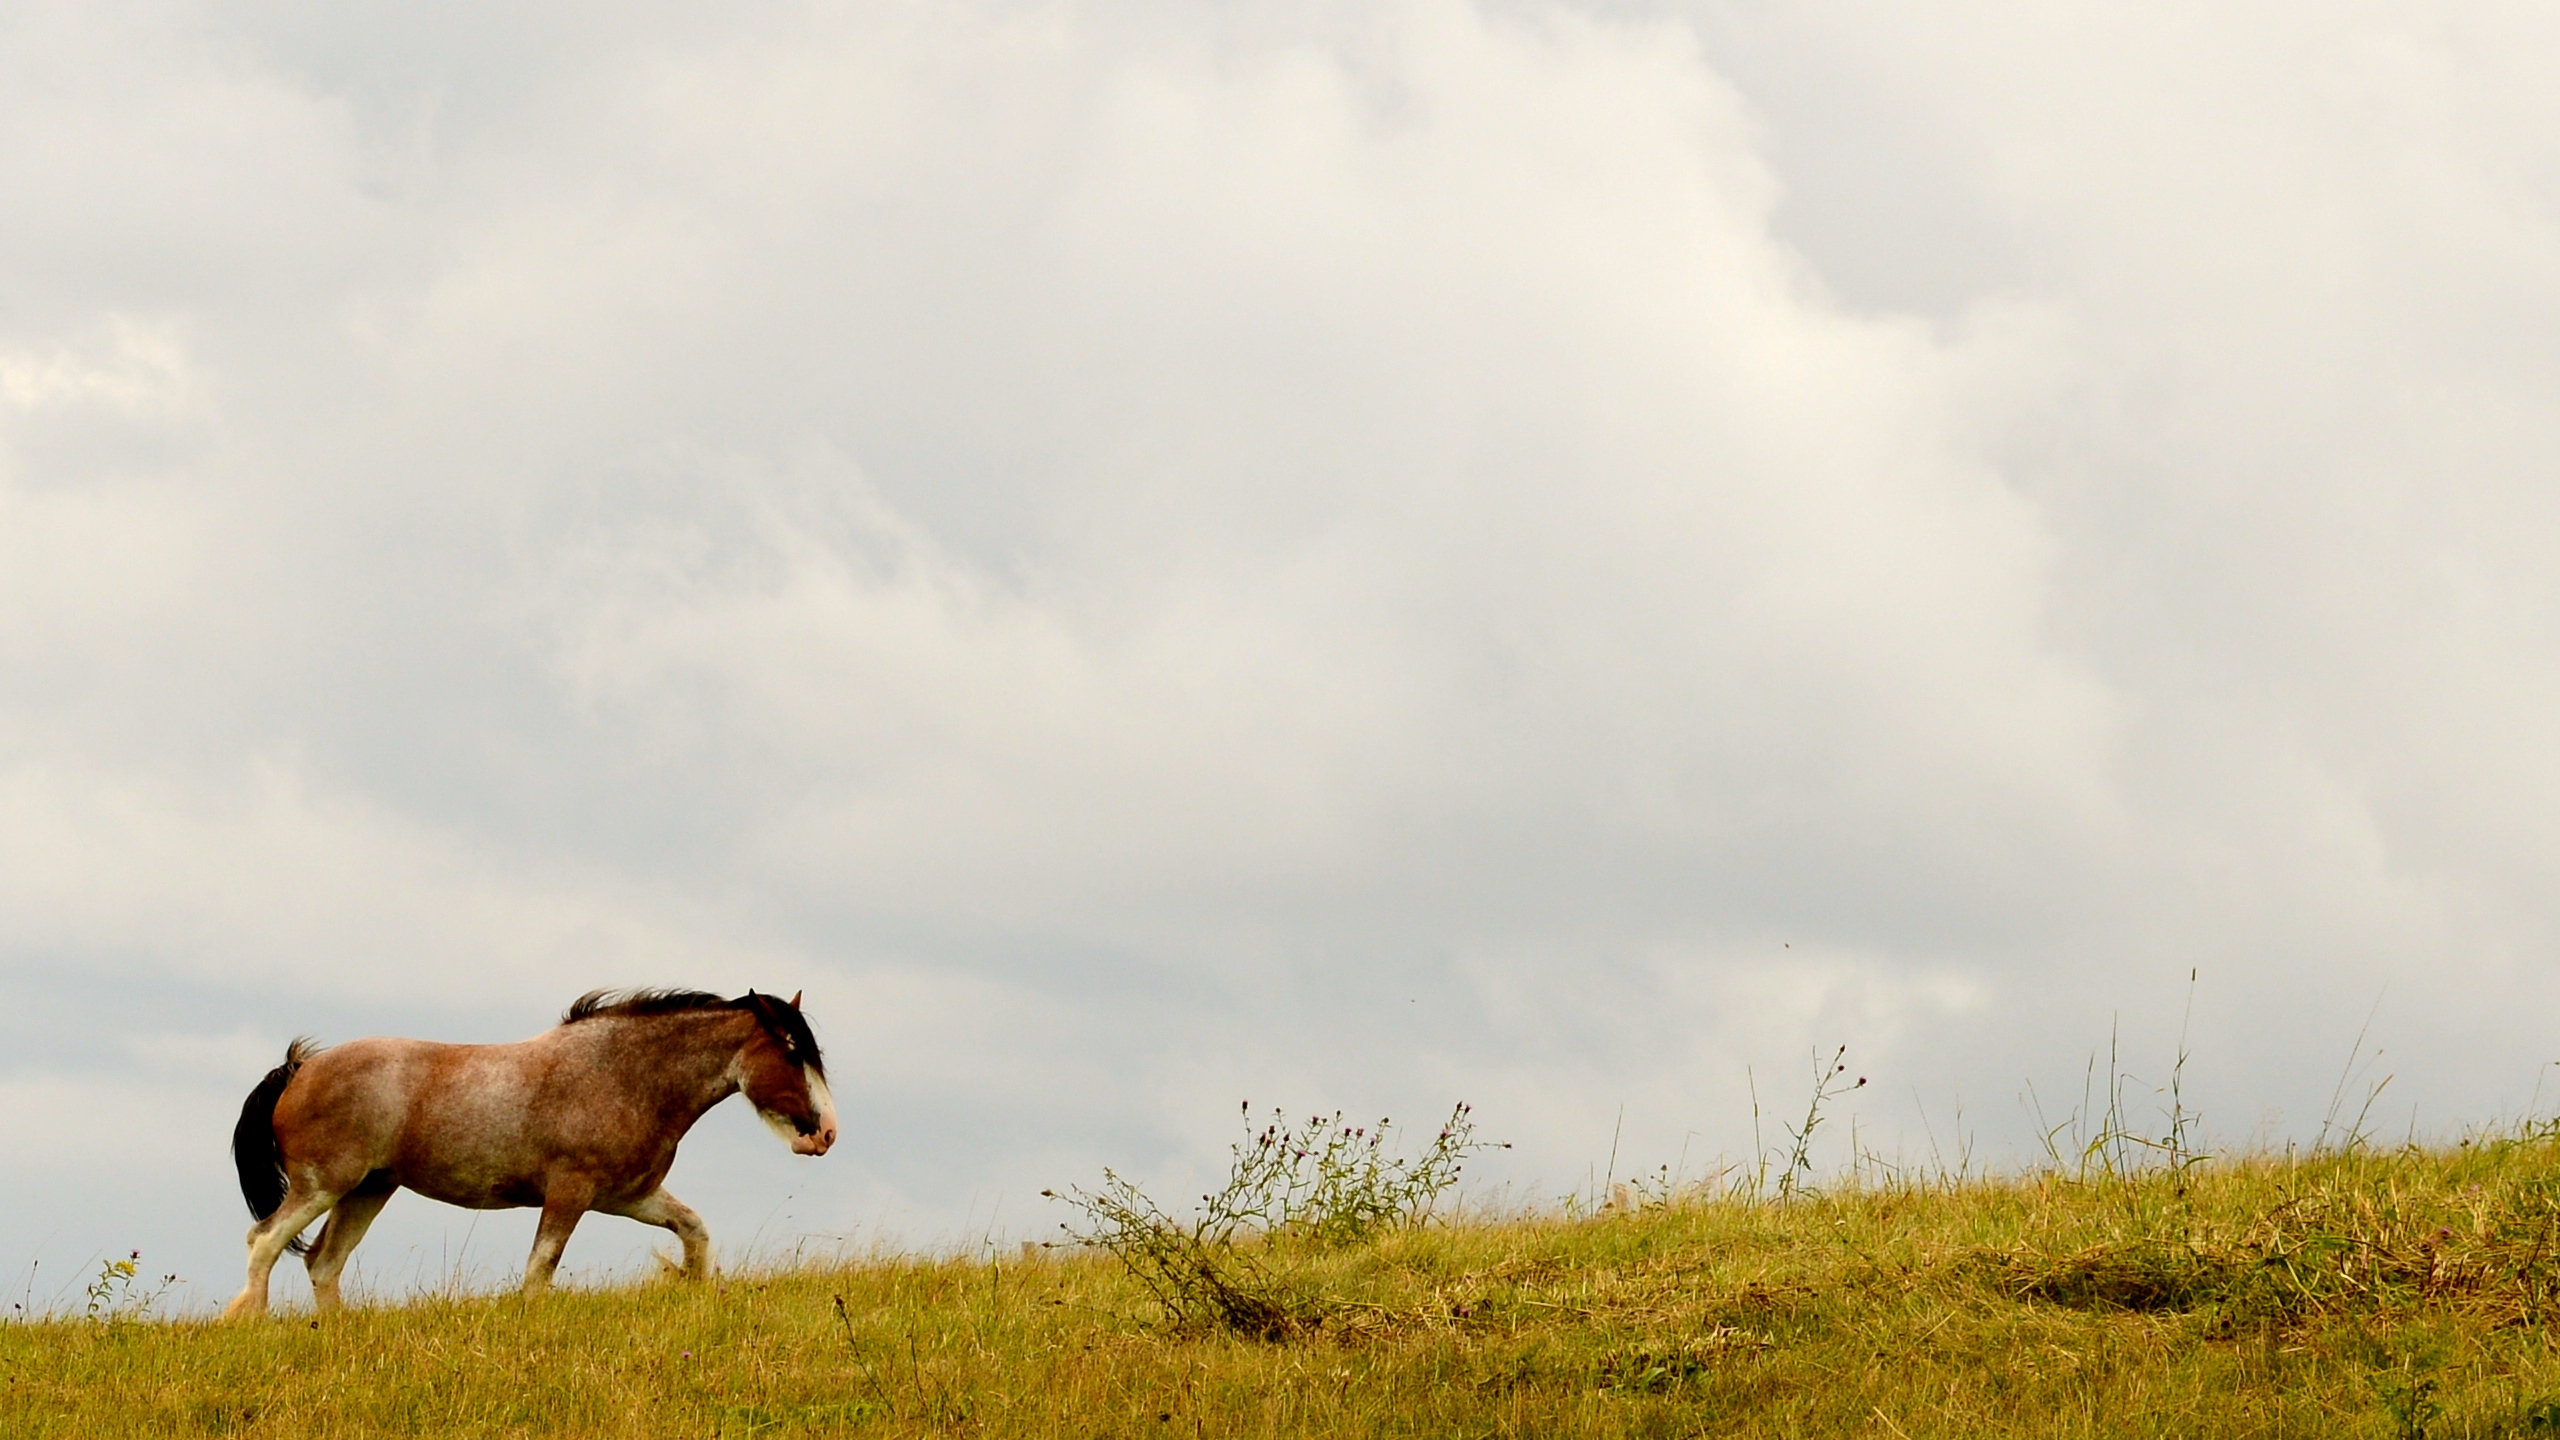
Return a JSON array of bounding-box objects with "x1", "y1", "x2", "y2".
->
[{"x1": 792, "y1": 1119, "x2": 837, "y2": 1156}]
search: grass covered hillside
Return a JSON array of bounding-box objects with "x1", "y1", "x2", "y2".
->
[{"x1": 18, "y1": 1115, "x2": 2560, "y2": 1438}]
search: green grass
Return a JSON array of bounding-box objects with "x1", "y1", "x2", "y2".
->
[{"x1": 16, "y1": 1135, "x2": 2560, "y2": 1437}]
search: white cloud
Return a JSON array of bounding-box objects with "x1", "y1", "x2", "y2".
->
[{"x1": 0, "y1": 756, "x2": 778, "y2": 1004}]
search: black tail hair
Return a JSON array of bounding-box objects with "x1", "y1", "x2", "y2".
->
[{"x1": 231, "y1": 1038, "x2": 318, "y2": 1256}]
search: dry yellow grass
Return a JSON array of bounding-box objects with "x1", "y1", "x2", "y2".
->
[{"x1": 14, "y1": 1135, "x2": 2560, "y2": 1437}]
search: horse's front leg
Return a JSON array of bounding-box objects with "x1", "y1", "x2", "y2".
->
[
  {"x1": 522, "y1": 1180, "x2": 597, "y2": 1296},
  {"x1": 603, "y1": 1186, "x2": 714, "y2": 1280}
]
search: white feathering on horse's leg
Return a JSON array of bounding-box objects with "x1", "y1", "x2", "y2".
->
[
  {"x1": 222, "y1": 1188, "x2": 337, "y2": 1321},
  {"x1": 610, "y1": 1186, "x2": 714, "y2": 1281}
]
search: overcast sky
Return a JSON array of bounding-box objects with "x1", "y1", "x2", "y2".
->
[{"x1": 8, "y1": 0, "x2": 2560, "y2": 1314}]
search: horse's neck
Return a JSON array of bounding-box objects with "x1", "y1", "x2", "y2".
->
[{"x1": 587, "y1": 1015, "x2": 752, "y2": 1121}]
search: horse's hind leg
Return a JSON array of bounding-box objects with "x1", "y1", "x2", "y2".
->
[
  {"x1": 605, "y1": 1187, "x2": 713, "y2": 1280},
  {"x1": 221, "y1": 1182, "x2": 339, "y2": 1321},
  {"x1": 305, "y1": 1175, "x2": 397, "y2": 1314}
]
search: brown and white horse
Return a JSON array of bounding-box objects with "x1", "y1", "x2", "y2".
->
[{"x1": 221, "y1": 988, "x2": 836, "y2": 1320}]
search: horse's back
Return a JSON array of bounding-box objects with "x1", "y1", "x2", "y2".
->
[
  {"x1": 275, "y1": 1037, "x2": 534, "y2": 1177},
  {"x1": 276, "y1": 1033, "x2": 595, "y2": 1207},
  {"x1": 272, "y1": 1037, "x2": 454, "y2": 1144}
]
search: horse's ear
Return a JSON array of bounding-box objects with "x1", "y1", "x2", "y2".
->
[{"x1": 790, "y1": 990, "x2": 802, "y2": 1008}]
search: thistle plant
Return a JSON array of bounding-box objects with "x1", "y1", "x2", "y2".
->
[
  {"x1": 83, "y1": 1251, "x2": 175, "y2": 1323},
  {"x1": 1046, "y1": 1102, "x2": 1504, "y2": 1336},
  {"x1": 1774, "y1": 1048, "x2": 1867, "y2": 1201}
]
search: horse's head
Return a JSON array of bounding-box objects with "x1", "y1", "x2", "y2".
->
[{"x1": 736, "y1": 990, "x2": 836, "y2": 1156}]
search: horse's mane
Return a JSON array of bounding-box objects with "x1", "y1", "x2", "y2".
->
[
  {"x1": 563, "y1": 988, "x2": 730, "y2": 1023},
  {"x1": 563, "y1": 988, "x2": 826, "y2": 1077}
]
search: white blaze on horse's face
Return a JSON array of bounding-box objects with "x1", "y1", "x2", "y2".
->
[{"x1": 794, "y1": 1066, "x2": 837, "y2": 1156}]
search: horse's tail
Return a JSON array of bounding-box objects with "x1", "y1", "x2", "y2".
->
[{"x1": 231, "y1": 1038, "x2": 318, "y2": 1256}]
